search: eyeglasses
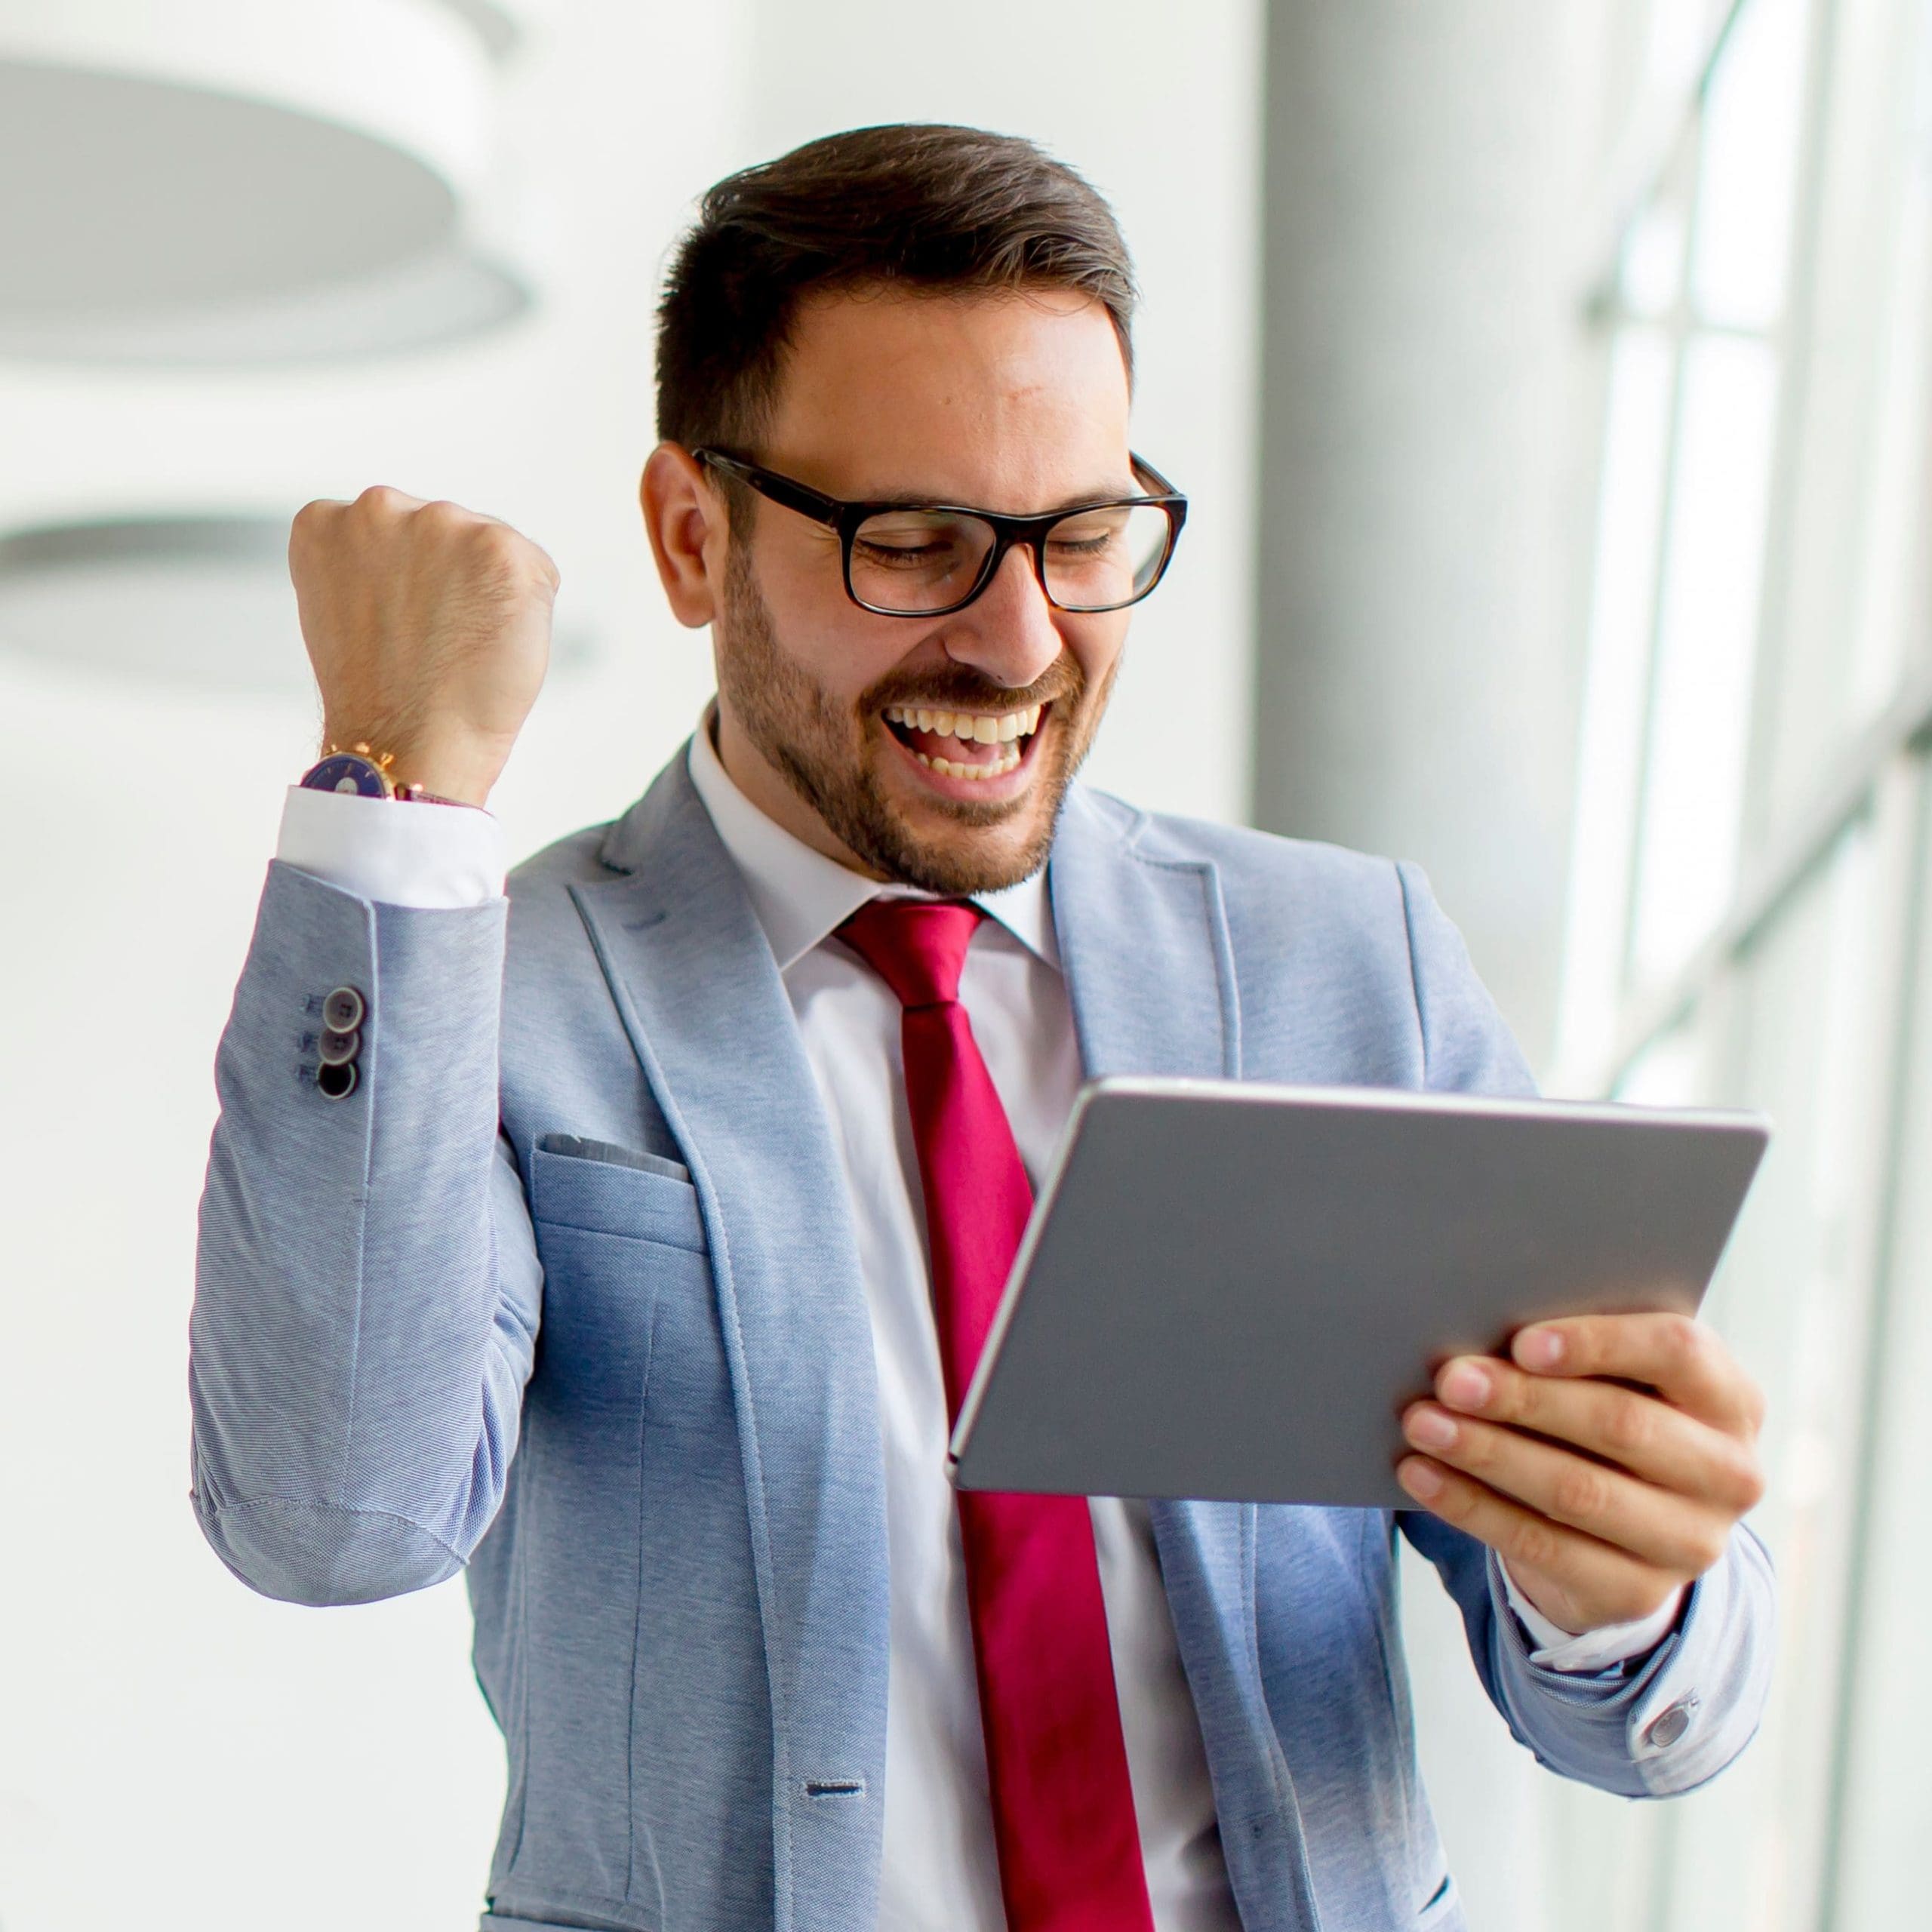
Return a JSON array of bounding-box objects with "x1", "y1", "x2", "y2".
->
[{"x1": 693, "y1": 446, "x2": 1188, "y2": 617}]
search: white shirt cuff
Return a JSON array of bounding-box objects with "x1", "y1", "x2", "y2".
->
[
  {"x1": 276, "y1": 784, "x2": 507, "y2": 909},
  {"x1": 1500, "y1": 1560, "x2": 1686, "y2": 1672}
]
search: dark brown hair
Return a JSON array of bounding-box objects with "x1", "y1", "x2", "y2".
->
[{"x1": 654, "y1": 123, "x2": 1137, "y2": 456}]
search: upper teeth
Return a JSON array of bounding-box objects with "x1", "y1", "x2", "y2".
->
[{"x1": 882, "y1": 703, "x2": 1044, "y2": 743}]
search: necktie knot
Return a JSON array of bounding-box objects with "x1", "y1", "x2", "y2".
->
[{"x1": 837, "y1": 898, "x2": 984, "y2": 1011}]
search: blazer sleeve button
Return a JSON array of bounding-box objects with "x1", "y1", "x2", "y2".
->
[
  {"x1": 317, "y1": 1027, "x2": 361, "y2": 1066},
  {"x1": 316, "y1": 1060, "x2": 359, "y2": 1101},
  {"x1": 322, "y1": 986, "x2": 366, "y2": 1033},
  {"x1": 1643, "y1": 1700, "x2": 1694, "y2": 1750}
]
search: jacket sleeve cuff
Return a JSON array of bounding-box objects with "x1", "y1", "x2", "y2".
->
[{"x1": 1486, "y1": 1524, "x2": 1776, "y2": 1795}]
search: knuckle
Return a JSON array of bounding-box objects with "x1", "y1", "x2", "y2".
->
[
  {"x1": 493, "y1": 531, "x2": 556, "y2": 589},
  {"x1": 469, "y1": 521, "x2": 525, "y2": 567},
  {"x1": 1549, "y1": 1462, "x2": 1610, "y2": 1525},
  {"x1": 1724, "y1": 1448, "x2": 1767, "y2": 1514},
  {"x1": 288, "y1": 499, "x2": 340, "y2": 550},
  {"x1": 1451, "y1": 1421, "x2": 1500, "y2": 1472},
  {"x1": 1599, "y1": 1391, "x2": 1655, "y2": 1459},
  {"x1": 1681, "y1": 1525, "x2": 1730, "y2": 1575},
  {"x1": 1555, "y1": 1318, "x2": 1601, "y2": 1373},
  {"x1": 1509, "y1": 1515, "x2": 1563, "y2": 1574},
  {"x1": 1661, "y1": 1312, "x2": 1706, "y2": 1370},
  {"x1": 1491, "y1": 1367, "x2": 1538, "y2": 1425}
]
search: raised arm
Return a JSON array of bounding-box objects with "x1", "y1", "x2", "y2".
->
[{"x1": 188, "y1": 487, "x2": 560, "y2": 1604}]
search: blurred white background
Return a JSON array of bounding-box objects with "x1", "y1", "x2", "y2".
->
[{"x1": 2, "y1": 2, "x2": 1929, "y2": 1927}]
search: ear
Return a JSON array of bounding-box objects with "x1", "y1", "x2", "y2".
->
[{"x1": 641, "y1": 443, "x2": 730, "y2": 628}]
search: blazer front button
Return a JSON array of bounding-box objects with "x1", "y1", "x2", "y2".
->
[
  {"x1": 1644, "y1": 1700, "x2": 1694, "y2": 1750},
  {"x1": 322, "y1": 986, "x2": 365, "y2": 1033}
]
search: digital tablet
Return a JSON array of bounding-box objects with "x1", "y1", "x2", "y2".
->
[{"x1": 947, "y1": 1078, "x2": 1769, "y2": 1510}]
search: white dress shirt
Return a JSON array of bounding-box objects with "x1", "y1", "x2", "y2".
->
[{"x1": 276, "y1": 716, "x2": 1682, "y2": 1929}]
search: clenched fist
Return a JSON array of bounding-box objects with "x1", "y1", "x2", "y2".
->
[{"x1": 288, "y1": 485, "x2": 561, "y2": 806}]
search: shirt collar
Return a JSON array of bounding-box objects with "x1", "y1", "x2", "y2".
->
[{"x1": 685, "y1": 705, "x2": 1058, "y2": 974}]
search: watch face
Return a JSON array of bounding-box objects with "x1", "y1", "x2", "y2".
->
[{"x1": 303, "y1": 753, "x2": 389, "y2": 798}]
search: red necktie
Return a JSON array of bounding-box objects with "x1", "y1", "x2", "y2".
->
[{"x1": 838, "y1": 899, "x2": 1155, "y2": 1932}]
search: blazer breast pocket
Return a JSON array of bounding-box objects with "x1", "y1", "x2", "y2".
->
[
  {"x1": 530, "y1": 1135, "x2": 706, "y2": 1254},
  {"x1": 525, "y1": 1137, "x2": 727, "y2": 1438}
]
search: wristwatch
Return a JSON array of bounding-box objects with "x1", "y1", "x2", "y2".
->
[{"x1": 299, "y1": 742, "x2": 466, "y2": 805}]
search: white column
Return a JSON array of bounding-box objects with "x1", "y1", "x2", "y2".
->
[{"x1": 1251, "y1": 0, "x2": 1607, "y2": 1068}]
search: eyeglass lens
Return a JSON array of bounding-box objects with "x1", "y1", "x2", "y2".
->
[{"x1": 849, "y1": 502, "x2": 1173, "y2": 614}]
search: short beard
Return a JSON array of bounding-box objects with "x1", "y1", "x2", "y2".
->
[{"x1": 715, "y1": 543, "x2": 1113, "y2": 895}]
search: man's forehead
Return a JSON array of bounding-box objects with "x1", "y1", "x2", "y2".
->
[{"x1": 763, "y1": 285, "x2": 1135, "y2": 509}]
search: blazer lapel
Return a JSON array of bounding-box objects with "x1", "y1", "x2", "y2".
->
[
  {"x1": 568, "y1": 755, "x2": 889, "y2": 1929},
  {"x1": 1047, "y1": 783, "x2": 1242, "y2": 1082}
]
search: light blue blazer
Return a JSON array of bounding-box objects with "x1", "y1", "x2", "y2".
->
[{"x1": 190, "y1": 752, "x2": 1774, "y2": 1932}]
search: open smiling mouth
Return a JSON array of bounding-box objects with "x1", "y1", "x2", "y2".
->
[{"x1": 880, "y1": 701, "x2": 1048, "y2": 780}]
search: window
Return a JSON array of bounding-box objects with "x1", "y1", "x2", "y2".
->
[{"x1": 1547, "y1": 0, "x2": 1932, "y2": 1924}]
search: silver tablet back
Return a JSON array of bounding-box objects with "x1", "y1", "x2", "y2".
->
[{"x1": 949, "y1": 1078, "x2": 1769, "y2": 1509}]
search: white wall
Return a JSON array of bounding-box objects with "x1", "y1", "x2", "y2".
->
[
  {"x1": 1250, "y1": 0, "x2": 1611, "y2": 1070},
  {"x1": 0, "y1": 5, "x2": 1261, "y2": 1927}
]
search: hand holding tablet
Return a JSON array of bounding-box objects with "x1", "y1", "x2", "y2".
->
[
  {"x1": 948, "y1": 1078, "x2": 1770, "y2": 1633},
  {"x1": 1395, "y1": 1304, "x2": 1768, "y2": 1634}
]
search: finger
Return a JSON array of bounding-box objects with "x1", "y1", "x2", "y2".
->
[
  {"x1": 1401, "y1": 1404, "x2": 1736, "y2": 1577},
  {"x1": 1432, "y1": 1355, "x2": 1765, "y2": 1512},
  {"x1": 1394, "y1": 1455, "x2": 1678, "y2": 1626},
  {"x1": 1509, "y1": 1313, "x2": 1764, "y2": 1435}
]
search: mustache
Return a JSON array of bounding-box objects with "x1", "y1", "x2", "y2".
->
[{"x1": 860, "y1": 655, "x2": 1084, "y2": 717}]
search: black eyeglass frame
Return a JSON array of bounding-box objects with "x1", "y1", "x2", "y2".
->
[{"x1": 692, "y1": 445, "x2": 1189, "y2": 617}]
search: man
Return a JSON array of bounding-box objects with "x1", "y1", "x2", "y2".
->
[{"x1": 191, "y1": 125, "x2": 1774, "y2": 1932}]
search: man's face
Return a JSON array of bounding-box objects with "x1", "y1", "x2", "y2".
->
[{"x1": 710, "y1": 285, "x2": 1139, "y2": 894}]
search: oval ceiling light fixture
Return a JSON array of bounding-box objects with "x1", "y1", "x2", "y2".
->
[
  {"x1": 0, "y1": 514, "x2": 315, "y2": 694},
  {"x1": 0, "y1": 0, "x2": 535, "y2": 365},
  {"x1": 0, "y1": 511, "x2": 598, "y2": 694}
]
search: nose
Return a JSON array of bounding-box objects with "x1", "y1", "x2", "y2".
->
[{"x1": 937, "y1": 540, "x2": 1066, "y2": 691}]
